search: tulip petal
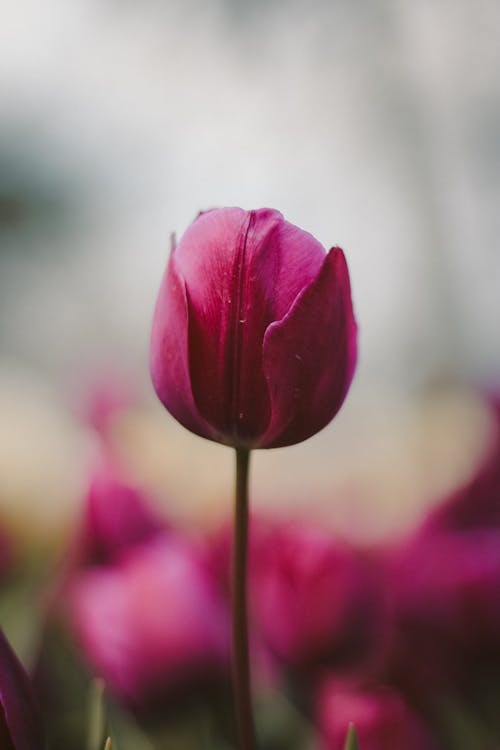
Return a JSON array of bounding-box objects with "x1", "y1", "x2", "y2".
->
[
  {"x1": 0, "y1": 629, "x2": 44, "y2": 750},
  {"x1": 68, "y1": 536, "x2": 230, "y2": 710},
  {"x1": 178, "y1": 208, "x2": 325, "y2": 444},
  {"x1": 72, "y1": 467, "x2": 165, "y2": 568},
  {"x1": 150, "y1": 249, "x2": 215, "y2": 441},
  {"x1": 262, "y1": 247, "x2": 357, "y2": 448}
]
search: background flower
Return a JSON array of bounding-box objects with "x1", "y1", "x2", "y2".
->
[
  {"x1": 66, "y1": 535, "x2": 230, "y2": 712},
  {"x1": 250, "y1": 521, "x2": 380, "y2": 673}
]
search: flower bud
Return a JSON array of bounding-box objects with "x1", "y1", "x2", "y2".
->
[
  {"x1": 67, "y1": 535, "x2": 230, "y2": 712},
  {"x1": 0, "y1": 629, "x2": 45, "y2": 750},
  {"x1": 71, "y1": 465, "x2": 165, "y2": 567},
  {"x1": 387, "y1": 530, "x2": 500, "y2": 693},
  {"x1": 150, "y1": 207, "x2": 357, "y2": 448},
  {"x1": 251, "y1": 522, "x2": 380, "y2": 671}
]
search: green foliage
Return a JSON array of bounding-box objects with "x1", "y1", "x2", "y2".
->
[
  {"x1": 87, "y1": 679, "x2": 107, "y2": 750},
  {"x1": 343, "y1": 724, "x2": 359, "y2": 750}
]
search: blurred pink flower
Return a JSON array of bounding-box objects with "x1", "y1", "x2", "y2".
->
[
  {"x1": 67, "y1": 535, "x2": 230, "y2": 710},
  {"x1": 386, "y1": 529, "x2": 500, "y2": 694},
  {"x1": 250, "y1": 522, "x2": 382, "y2": 672},
  {"x1": 0, "y1": 629, "x2": 45, "y2": 750},
  {"x1": 150, "y1": 207, "x2": 357, "y2": 448},
  {"x1": 384, "y1": 396, "x2": 500, "y2": 698},
  {"x1": 70, "y1": 465, "x2": 165, "y2": 568},
  {"x1": 77, "y1": 370, "x2": 136, "y2": 438},
  {"x1": 316, "y1": 679, "x2": 438, "y2": 749}
]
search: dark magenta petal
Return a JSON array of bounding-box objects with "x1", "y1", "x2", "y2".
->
[
  {"x1": 261, "y1": 247, "x2": 357, "y2": 448},
  {"x1": 150, "y1": 207, "x2": 356, "y2": 448},
  {"x1": 0, "y1": 630, "x2": 45, "y2": 750},
  {"x1": 388, "y1": 530, "x2": 500, "y2": 690},
  {"x1": 150, "y1": 247, "x2": 216, "y2": 441},
  {"x1": 68, "y1": 536, "x2": 230, "y2": 710},
  {"x1": 251, "y1": 522, "x2": 377, "y2": 669},
  {"x1": 182, "y1": 208, "x2": 270, "y2": 441},
  {"x1": 177, "y1": 208, "x2": 325, "y2": 444},
  {"x1": 73, "y1": 466, "x2": 166, "y2": 567}
]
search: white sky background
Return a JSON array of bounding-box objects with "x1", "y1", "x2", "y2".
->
[{"x1": 1, "y1": 0, "x2": 500, "y2": 396}]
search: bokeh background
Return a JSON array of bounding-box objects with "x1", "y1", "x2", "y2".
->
[{"x1": 1, "y1": 0, "x2": 500, "y2": 544}]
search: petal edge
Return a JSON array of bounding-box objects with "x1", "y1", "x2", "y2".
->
[
  {"x1": 261, "y1": 247, "x2": 357, "y2": 448},
  {"x1": 150, "y1": 251, "x2": 216, "y2": 441}
]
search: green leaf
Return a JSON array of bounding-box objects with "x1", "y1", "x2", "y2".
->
[
  {"x1": 344, "y1": 723, "x2": 359, "y2": 750},
  {"x1": 87, "y1": 678, "x2": 106, "y2": 750}
]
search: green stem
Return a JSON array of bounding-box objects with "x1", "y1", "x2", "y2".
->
[{"x1": 232, "y1": 447, "x2": 256, "y2": 750}]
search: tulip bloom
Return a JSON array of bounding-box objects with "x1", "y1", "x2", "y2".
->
[
  {"x1": 386, "y1": 530, "x2": 500, "y2": 694},
  {"x1": 67, "y1": 535, "x2": 230, "y2": 711},
  {"x1": 250, "y1": 522, "x2": 380, "y2": 671},
  {"x1": 150, "y1": 207, "x2": 357, "y2": 449},
  {"x1": 70, "y1": 465, "x2": 165, "y2": 567},
  {"x1": 0, "y1": 629, "x2": 45, "y2": 750}
]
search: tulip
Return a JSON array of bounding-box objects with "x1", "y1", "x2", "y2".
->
[
  {"x1": 250, "y1": 522, "x2": 381, "y2": 672},
  {"x1": 67, "y1": 535, "x2": 230, "y2": 712},
  {"x1": 386, "y1": 530, "x2": 500, "y2": 695},
  {"x1": 208, "y1": 516, "x2": 374, "y2": 684},
  {"x1": 150, "y1": 207, "x2": 357, "y2": 750},
  {"x1": 70, "y1": 465, "x2": 165, "y2": 568},
  {"x1": 0, "y1": 629, "x2": 45, "y2": 750},
  {"x1": 316, "y1": 679, "x2": 438, "y2": 750},
  {"x1": 150, "y1": 207, "x2": 357, "y2": 449}
]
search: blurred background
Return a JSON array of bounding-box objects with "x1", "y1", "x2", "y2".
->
[{"x1": 1, "y1": 0, "x2": 500, "y2": 546}]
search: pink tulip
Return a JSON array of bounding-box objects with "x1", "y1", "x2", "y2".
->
[
  {"x1": 385, "y1": 529, "x2": 500, "y2": 697},
  {"x1": 150, "y1": 207, "x2": 357, "y2": 448},
  {"x1": 71, "y1": 466, "x2": 165, "y2": 568},
  {"x1": 250, "y1": 522, "x2": 380, "y2": 671},
  {"x1": 316, "y1": 679, "x2": 438, "y2": 749},
  {"x1": 67, "y1": 535, "x2": 230, "y2": 710},
  {"x1": 0, "y1": 629, "x2": 45, "y2": 750}
]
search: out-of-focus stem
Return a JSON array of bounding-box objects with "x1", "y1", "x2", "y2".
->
[{"x1": 232, "y1": 447, "x2": 255, "y2": 750}]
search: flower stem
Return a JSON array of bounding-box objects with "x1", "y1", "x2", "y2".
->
[{"x1": 232, "y1": 447, "x2": 255, "y2": 750}]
